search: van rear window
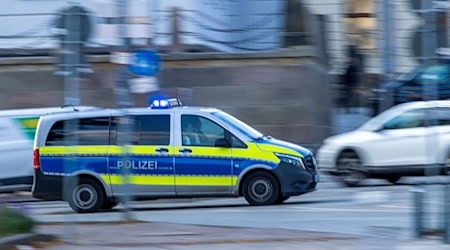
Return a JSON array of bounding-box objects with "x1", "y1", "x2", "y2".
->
[{"x1": 45, "y1": 117, "x2": 111, "y2": 146}]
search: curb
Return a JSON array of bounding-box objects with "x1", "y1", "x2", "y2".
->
[{"x1": 0, "y1": 233, "x2": 56, "y2": 249}]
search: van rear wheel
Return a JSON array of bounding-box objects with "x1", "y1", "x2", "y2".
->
[
  {"x1": 243, "y1": 172, "x2": 279, "y2": 206},
  {"x1": 67, "y1": 178, "x2": 104, "y2": 213},
  {"x1": 276, "y1": 195, "x2": 290, "y2": 204},
  {"x1": 101, "y1": 200, "x2": 118, "y2": 210}
]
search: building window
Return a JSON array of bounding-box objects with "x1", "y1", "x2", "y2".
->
[{"x1": 345, "y1": 0, "x2": 376, "y2": 50}]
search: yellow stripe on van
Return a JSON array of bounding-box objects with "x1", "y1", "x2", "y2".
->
[
  {"x1": 103, "y1": 174, "x2": 236, "y2": 186},
  {"x1": 107, "y1": 146, "x2": 124, "y2": 155},
  {"x1": 107, "y1": 145, "x2": 174, "y2": 155},
  {"x1": 173, "y1": 144, "x2": 279, "y2": 163},
  {"x1": 232, "y1": 143, "x2": 280, "y2": 162},
  {"x1": 253, "y1": 143, "x2": 302, "y2": 157},
  {"x1": 174, "y1": 146, "x2": 230, "y2": 158},
  {"x1": 106, "y1": 175, "x2": 175, "y2": 185},
  {"x1": 175, "y1": 175, "x2": 236, "y2": 186},
  {"x1": 40, "y1": 146, "x2": 108, "y2": 155}
]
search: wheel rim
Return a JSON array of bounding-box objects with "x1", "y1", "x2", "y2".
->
[
  {"x1": 73, "y1": 184, "x2": 97, "y2": 209},
  {"x1": 337, "y1": 153, "x2": 364, "y2": 185},
  {"x1": 337, "y1": 156, "x2": 361, "y2": 171},
  {"x1": 249, "y1": 178, "x2": 272, "y2": 202}
]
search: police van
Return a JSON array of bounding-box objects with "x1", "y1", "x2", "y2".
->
[
  {"x1": 0, "y1": 105, "x2": 98, "y2": 192},
  {"x1": 32, "y1": 98, "x2": 318, "y2": 213}
]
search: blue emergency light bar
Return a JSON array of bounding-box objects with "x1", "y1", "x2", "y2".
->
[{"x1": 150, "y1": 97, "x2": 182, "y2": 109}]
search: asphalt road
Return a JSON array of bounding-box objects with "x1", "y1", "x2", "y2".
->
[{"x1": 9, "y1": 174, "x2": 450, "y2": 240}]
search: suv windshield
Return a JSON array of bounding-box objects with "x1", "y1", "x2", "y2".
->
[{"x1": 210, "y1": 111, "x2": 263, "y2": 140}]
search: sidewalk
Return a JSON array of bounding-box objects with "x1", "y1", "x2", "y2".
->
[{"x1": 6, "y1": 221, "x2": 450, "y2": 250}]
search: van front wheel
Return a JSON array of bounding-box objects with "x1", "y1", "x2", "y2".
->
[
  {"x1": 243, "y1": 172, "x2": 279, "y2": 206},
  {"x1": 67, "y1": 178, "x2": 104, "y2": 213}
]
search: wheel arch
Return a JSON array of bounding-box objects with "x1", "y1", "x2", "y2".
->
[
  {"x1": 237, "y1": 168, "x2": 281, "y2": 197},
  {"x1": 66, "y1": 171, "x2": 109, "y2": 199},
  {"x1": 335, "y1": 147, "x2": 367, "y2": 169}
]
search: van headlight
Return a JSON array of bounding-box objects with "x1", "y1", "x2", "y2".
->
[{"x1": 274, "y1": 153, "x2": 305, "y2": 169}]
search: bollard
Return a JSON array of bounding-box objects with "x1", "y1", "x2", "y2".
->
[
  {"x1": 444, "y1": 184, "x2": 450, "y2": 243},
  {"x1": 411, "y1": 186, "x2": 426, "y2": 238}
]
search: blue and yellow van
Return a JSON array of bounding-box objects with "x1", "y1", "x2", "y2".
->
[{"x1": 32, "y1": 98, "x2": 318, "y2": 213}]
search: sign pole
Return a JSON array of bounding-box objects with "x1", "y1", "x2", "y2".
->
[{"x1": 116, "y1": 0, "x2": 133, "y2": 221}]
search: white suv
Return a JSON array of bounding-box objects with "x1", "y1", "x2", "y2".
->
[{"x1": 317, "y1": 101, "x2": 450, "y2": 186}]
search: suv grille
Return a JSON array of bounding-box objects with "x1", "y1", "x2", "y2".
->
[{"x1": 302, "y1": 155, "x2": 317, "y2": 173}]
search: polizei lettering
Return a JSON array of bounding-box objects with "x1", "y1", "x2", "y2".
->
[{"x1": 115, "y1": 160, "x2": 158, "y2": 170}]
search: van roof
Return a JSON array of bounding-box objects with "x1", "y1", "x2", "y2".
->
[
  {"x1": 35, "y1": 106, "x2": 222, "y2": 121},
  {"x1": 0, "y1": 106, "x2": 100, "y2": 117}
]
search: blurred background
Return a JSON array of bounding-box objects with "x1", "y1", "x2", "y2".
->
[
  {"x1": 0, "y1": 0, "x2": 445, "y2": 150},
  {"x1": 4, "y1": 1, "x2": 450, "y2": 248}
]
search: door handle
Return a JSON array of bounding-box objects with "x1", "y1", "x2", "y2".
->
[
  {"x1": 155, "y1": 148, "x2": 169, "y2": 153},
  {"x1": 179, "y1": 148, "x2": 192, "y2": 153}
]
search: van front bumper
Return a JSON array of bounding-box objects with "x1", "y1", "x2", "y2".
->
[{"x1": 273, "y1": 161, "x2": 318, "y2": 196}]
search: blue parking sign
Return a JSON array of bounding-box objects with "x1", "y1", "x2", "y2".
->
[{"x1": 128, "y1": 50, "x2": 160, "y2": 76}]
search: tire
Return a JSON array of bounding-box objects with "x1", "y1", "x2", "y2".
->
[
  {"x1": 101, "y1": 200, "x2": 118, "y2": 210},
  {"x1": 385, "y1": 176, "x2": 401, "y2": 184},
  {"x1": 276, "y1": 195, "x2": 290, "y2": 204},
  {"x1": 66, "y1": 178, "x2": 104, "y2": 213},
  {"x1": 336, "y1": 151, "x2": 365, "y2": 187},
  {"x1": 242, "y1": 171, "x2": 280, "y2": 206}
]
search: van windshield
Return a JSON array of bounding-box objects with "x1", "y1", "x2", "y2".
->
[{"x1": 210, "y1": 111, "x2": 263, "y2": 140}]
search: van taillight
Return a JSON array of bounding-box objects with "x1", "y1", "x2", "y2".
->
[{"x1": 33, "y1": 149, "x2": 40, "y2": 170}]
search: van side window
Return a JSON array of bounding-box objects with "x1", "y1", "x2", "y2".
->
[
  {"x1": 181, "y1": 115, "x2": 225, "y2": 147},
  {"x1": 230, "y1": 134, "x2": 247, "y2": 148},
  {"x1": 135, "y1": 115, "x2": 170, "y2": 145},
  {"x1": 112, "y1": 115, "x2": 170, "y2": 145},
  {"x1": 45, "y1": 117, "x2": 111, "y2": 146}
]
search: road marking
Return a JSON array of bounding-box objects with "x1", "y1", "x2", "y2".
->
[{"x1": 352, "y1": 191, "x2": 390, "y2": 203}]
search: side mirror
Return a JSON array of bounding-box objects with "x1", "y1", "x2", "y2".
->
[{"x1": 215, "y1": 138, "x2": 230, "y2": 148}]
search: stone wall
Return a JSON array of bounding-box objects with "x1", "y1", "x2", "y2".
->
[{"x1": 0, "y1": 47, "x2": 331, "y2": 148}]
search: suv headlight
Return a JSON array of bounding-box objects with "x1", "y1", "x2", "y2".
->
[{"x1": 274, "y1": 153, "x2": 305, "y2": 169}]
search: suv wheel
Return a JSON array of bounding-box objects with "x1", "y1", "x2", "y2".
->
[
  {"x1": 243, "y1": 172, "x2": 279, "y2": 205},
  {"x1": 336, "y1": 151, "x2": 365, "y2": 187},
  {"x1": 66, "y1": 178, "x2": 104, "y2": 213}
]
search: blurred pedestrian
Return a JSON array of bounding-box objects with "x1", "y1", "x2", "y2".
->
[{"x1": 343, "y1": 58, "x2": 360, "y2": 113}]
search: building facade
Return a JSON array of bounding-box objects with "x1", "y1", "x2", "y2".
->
[
  {"x1": 303, "y1": 0, "x2": 425, "y2": 76},
  {"x1": 0, "y1": 0, "x2": 285, "y2": 53}
]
